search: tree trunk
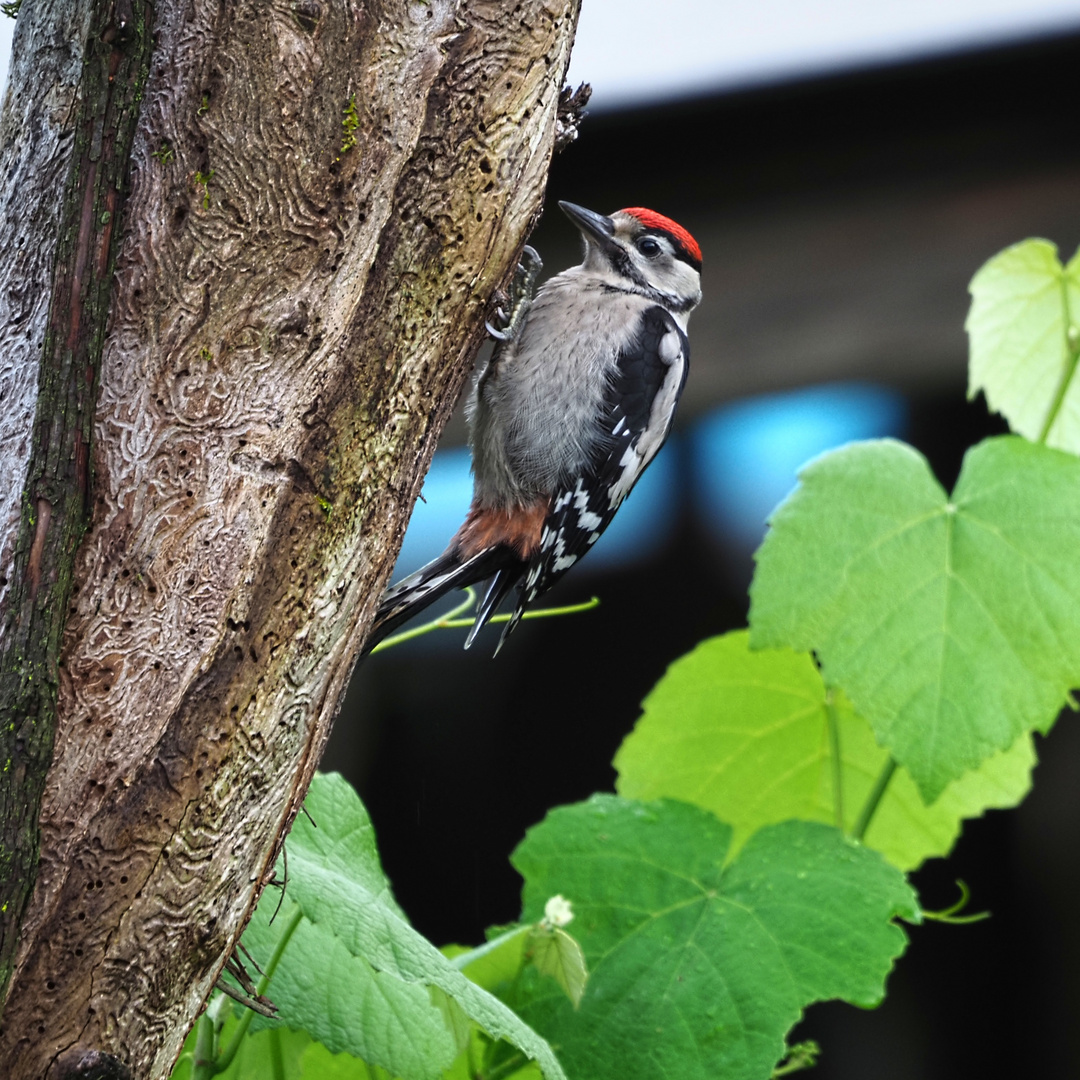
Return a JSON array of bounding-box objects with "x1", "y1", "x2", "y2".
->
[{"x1": 0, "y1": 1, "x2": 580, "y2": 1076}]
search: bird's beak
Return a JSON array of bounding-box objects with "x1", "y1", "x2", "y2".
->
[{"x1": 559, "y1": 201, "x2": 617, "y2": 251}]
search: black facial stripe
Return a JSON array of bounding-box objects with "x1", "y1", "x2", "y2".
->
[
  {"x1": 603, "y1": 244, "x2": 650, "y2": 290},
  {"x1": 600, "y1": 245, "x2": 694, "y2": 306},
  {"x1": 600, "y1": 282, "x2": 697, "y2": 314}
]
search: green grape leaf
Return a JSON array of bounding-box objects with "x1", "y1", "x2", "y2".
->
[
  {"x1": 512, "y1": 795, "x2": 916, "y2": 1080},
  {"x1": 239, "y1": 773, "x2": 566, "y2": 1080},
  {"x1": 529, "y1": 928, "x2": 588, "y2": 1008},
  {"x1": 967, "y1": 239, "x2": 1080, "y2": 451},
  {"x1": 749, "y1": 436, "x2": 1080, "y2": 800},
  {"x1": 241, "y1": 895, "x2": 459, "y2": 1078},
  {"x1": 449, "y1": 916, "x2": 588, "y2": 1009},
  {"x1": 298, "y1": 1035, "x2": 392, "y2": 1080},
  {"x1": 614, "y1": 630, "x2": 1035, "y2": 870}
]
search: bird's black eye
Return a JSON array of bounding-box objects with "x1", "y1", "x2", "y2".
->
[{"x1": 637, "y1": 237, "x2": 662, "y2": 257}]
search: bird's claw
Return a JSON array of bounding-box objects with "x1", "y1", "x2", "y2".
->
[
  {"x1": 487, "y1": 246, "x2": 543, "y2": 345},
  {"x1": 514, "y1": 246, "x2": 543, "y2": 306}
]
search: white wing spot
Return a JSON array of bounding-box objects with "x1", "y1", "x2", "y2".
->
[{"x1": 659, "y1": 329, "x2": 682, "y2": 364}]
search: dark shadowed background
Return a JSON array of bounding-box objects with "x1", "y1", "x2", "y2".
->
[{"x1": 322, "y1": 28, "x2": 1080, "y2": 1080}]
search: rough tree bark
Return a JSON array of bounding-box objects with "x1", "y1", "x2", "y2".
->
[{"x1": 0, "y1": 0, "x2": 580, "y2": 1076}]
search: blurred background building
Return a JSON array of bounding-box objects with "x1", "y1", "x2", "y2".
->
[{"x1": 5, "y1": 5, "x2": 1080, "y2": 1078}]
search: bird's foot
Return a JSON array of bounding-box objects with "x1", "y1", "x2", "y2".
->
[{"x1": 486, "y1": 246, "x2": 542, "y2": 344}]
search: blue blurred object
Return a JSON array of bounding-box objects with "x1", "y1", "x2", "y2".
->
[
  {"x1": 390, "y1": 441, "x2": 681, "y2": 582},
  {"x1": 391, "y1": 447, "x2": 474, "y2": 579},
  {"x1": 584, "y1": 440, "x2": 680, "y2": 568},
  {"x1": 691, "y1": 383, "x2": 907, "y2": 549}
]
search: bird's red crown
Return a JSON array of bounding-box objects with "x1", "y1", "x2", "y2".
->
[{"x1": 620, "y1": 207, "x2": 702, "y2": 268}]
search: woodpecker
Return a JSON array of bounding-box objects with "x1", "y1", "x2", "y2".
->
[{"x1": 367, "y1": 201, "x2": 702, "y2": 654}]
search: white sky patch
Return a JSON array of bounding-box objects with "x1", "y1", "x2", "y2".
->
[
  {"x1": 1, "y1": 3, "x2": 1079, "y2": 111},
  {"x1": 566, "y1": 0, "x2": 1080, "y2": 108}
]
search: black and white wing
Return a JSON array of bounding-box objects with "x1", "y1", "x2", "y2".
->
[{"x1": 495, "y1": 306, "x2": 690, "y2": 651}]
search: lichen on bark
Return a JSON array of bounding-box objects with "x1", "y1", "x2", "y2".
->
[{"x1": 0, "y1": 0, "x2": 581, "y2": 1076}]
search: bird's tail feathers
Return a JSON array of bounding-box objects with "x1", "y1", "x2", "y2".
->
[
  {"x1": 494, "y1": 598, "x2": 529, "y2": 656},
  {"x1": 365, "y1": 546, "x2": 517, "y2": 653},
  {"x1": 464, "y1": 569, "x2": 520, "y2": 650}
]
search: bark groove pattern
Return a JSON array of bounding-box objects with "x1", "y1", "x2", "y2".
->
[
  {"x1": 0, "y1": 0, "x2": 580, "y2": 1075},
  {"x1": 0, "y1": 0, "x2": 154, "y2": 1017}
]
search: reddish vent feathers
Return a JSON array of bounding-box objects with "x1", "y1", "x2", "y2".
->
[
  {"x1": 454, "y1": 497, "x2": 551, "y2": 560},
  {"x1": 620, "y1": 207, "x2": 702, "y2": 266}
]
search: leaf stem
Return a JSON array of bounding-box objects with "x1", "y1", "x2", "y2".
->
[
  {"x1": 824, "y1": 690, "x2": 844, "y2": 830},
  {"x1": 370, "y1": 592, "x2": 599, "y2": 653},
  {"x1": 484, "y1": 1050, "x2": 528, "y2": 1080},
  {"x1": 921, "y1": 879, "x2": 991, "y2": 924},
  {"x1": 191, "y1": 993, "x2": 233, "y2": 1080},
  {"x1": 441, "y1": 595, "x2": 599, "y2": 629},
  {"x1": 213, "y1": 906, "x2": 304, "y2": 1075},
  {"x1": 771, "y1": 1040, "x2": 820, "y2": 1077},
  {"x1": 851, "y1": 757, "x2": 898, "y2": 842},
  {"x1": 191, "y1": 1013, "x2": 218, "y2": 1080},
  {"x1": 1037, "y1": 279, "x2": 1080, "y2": 443},
  {"x1": 268, "y1": 1028, "x2": 286, "y2": 1080},
  {"x1": 370, "y1": 587, "x2": 480, "y2": 652},
  {"x1": 1037, "y1": 348, "x2": 1079, "y2": 442}
]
